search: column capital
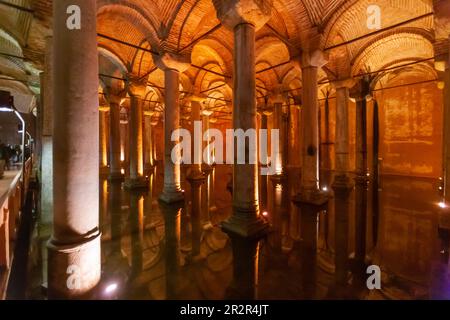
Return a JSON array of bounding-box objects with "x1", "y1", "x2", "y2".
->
[
  {"x1": 301, "y1": 50, "x2": 328, "y2": 69},
  {"x1": 268, "y1": 85, "x2": 286, "y2": 104},
  {"x1": 154, "y1": 52, "x2": 191, "y2": 73},
  {"x1": 349, "y1": 78, "x2": 371, "y2": 101},
  {"x1": 212, "y1": 0, "x2": 273, "y2": 31},
  {"x1": 127, "y1": 78, "x2": 148, "y2": 97},
  {"x1": 331, "y1": 78, "x2": 356, "y2": 90},
  {"x1": 104, "y1": 86, "x2": 126, "y2": 105}
]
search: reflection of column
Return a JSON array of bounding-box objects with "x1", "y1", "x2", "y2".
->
[
  {"x1": 226, "y1": 236, "x2": 260, "y2": 300},
  {"x1": 159, "y1": 200, "x2": 183, "y2": 299},
  {"x1": 48, "y1": 0, "x2": 100, "y2": 298},
  {"x1": 189, "y1": 179, "x2": 203, "y2": 258},
  {"x1": 129, "y1": 191, "x2": 144, "y2": 277},
  {"x1": 99, "y1": 109, "x2": 109, "y2": 175},
  {"x1": 214, "y1": 0, "x2": 271, "y2": 238},
  {"x1": 190, "y1": 99, "x2": 204, "y2": 176},
  {"x1": 125, "y1": 82, "x2": 147, "y2": 189},
  {"x1": 155, "y1": 53, "x2": 190, "y2": 203},
  {"x1": 109, "y1": 182, "x2": 122, "y2": 255},
  {"x1": 299, "y1": 207, "x2": 318, "y2": 297},
  {"x1": 334, "y1": 187, "x2": 351, "y2": 287},
  {"x1": 106, "y1": 93, "x2": 124, "y2": 180}
]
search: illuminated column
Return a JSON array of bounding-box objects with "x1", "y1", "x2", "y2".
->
[
  {"x1": 295, "y1": 50, "x2": 328, "y2": 203},
  {"x1": 189, "y1": 98, "x2": 205, "y2": 177},
  {"x1": 351, "y1": 80, "x2": 370, "y2": 270},
  {"x1": 271, "y1": 95, "x2": 286, "y2": 178},
  {"x1": 443, "y1": 53, "x2": 450, "y2": 203},
  {"x1": 202, "y1": 109, "x2": 214, "y2": 171},
  {"x1": 105, "y1": 92, "x2": 124, "y2": 180},
  {"x1": 214, "y1": 0, "x2": 271, "y2": 238},
  {"x1": 125, "y1": 81, "x2": 147, "y2": 189},
  {"x1": 99, "y1": 109, "x2": 109, "y2": 175},
  {"x1": 144, "y1": 110, "x2": 155, "y2": 170},
  {"x1": 155, "y1": 52, "x2": 190, "y2": 203},
  {"x1": 48, "y1": 0, "x2": 100, "y2": 298},
  {"x1": 41, "y1": 36, "x2": 53, "y2": 226}
]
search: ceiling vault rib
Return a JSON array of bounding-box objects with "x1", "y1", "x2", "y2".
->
[
  {"x1": 324, "y1": 12, "x2": 433, "y2": 51},
  {"x1": 0, "y1": 0, "x2": 33, "y2": 13},
  {"x1": 178, "y1": 23, "x2": 222, "y2": 53}
]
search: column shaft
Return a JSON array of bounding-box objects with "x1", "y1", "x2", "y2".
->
[
  {"x1": 273, "y1": 102, "x2": 285, "y2": 175},
  {"x1": 48, "y1": 0, "x2": 100, "y2": 298},
  {"x1": 99, "y1": 110, "x2": 108, "y2": 170},
  {"x1": 109, "y1": 102, "x2": 122, "y2": 179},
  {"x1": 301, "y1": 66, "x2": 320, "y2": 193},
  {"x1": 444, "y1": 65, "x2": 450, "y2": 202},
  {"x1": 335, "y1": 87, "x2": 350, "y2": 176},
  {"x1": 160, "y1": 69, "x2": 184, "y2": 202}
]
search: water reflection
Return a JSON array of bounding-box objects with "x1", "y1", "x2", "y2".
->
[{"x1": 84, "y1": 166, "x2": 450, "y2": 300}]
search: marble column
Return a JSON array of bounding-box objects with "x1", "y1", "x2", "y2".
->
[
  {"x1": 189, "y1": 98, "x2": 205, "y2": 177},
  {"x1": 332, "y1": 79, "x2": 354, "y2": 191},
  {"x1": 214, "y1": 0, "x2": 272, "y2": 238},
  {"x1": 125, "y1": 82, "x2": 147, "y2": 189},
  {"x1": 99, "y1": 109, "x2": 109, "y2": 176},
  {"x1": 41, "y1": 36, "x2": 53, "y2": 226},
  {"x1": 444, "y1": 54, "x2": 450, "y2": 203},
  {"x1": 106, "y1": 92, "x2": 124, "y2": 181},
  {"x1": 202, "y1": 111, "x2": 214, "y2": 171},
  {"x1": 272, "y1": 100, "x2": 285, "y2": 178},
  {"x1": 47, "y1": 0, "x2": 100, "y2": 298},
  {"x1": 155, "y1": 53, "x2": 190, "y2": 203},
  {"x1": 144, "y1": 111, "x2": 155, "y2": 170},
  {"x1": 294, "y1": 50, "x2": 328, "y2": 207}
]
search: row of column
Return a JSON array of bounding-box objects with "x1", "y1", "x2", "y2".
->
[{"x1": 46, "y1": 0, "x2": 376, "y2": 298}]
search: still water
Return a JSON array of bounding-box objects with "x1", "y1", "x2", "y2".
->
[
  {"x1": 94, "y1": 165, "x2": 450, "y2": 300},
  {"x1": 28, "y1": 164, "x2": 450, "y2": 299}
]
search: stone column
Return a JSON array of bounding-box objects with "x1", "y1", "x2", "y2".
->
[
  {"x1": 444, "y1": 54, "x2": 450, "y2": 203},
  {"x1": 272, "y1": 99, "x2": 285, "y2": 178},
  {"x1": 125, "y1": 81, "x2": 147, "y2": 189},
  {"x1": 202, "y1": 110, "x2": 214, "y2": 171},
  {"x1": 47, "y1": 0, "x2": 100, "y2": 298},
  {"x1": 214, "y1": 0, "x2": 272, "y2": 238},
  {"x1": 294, "y1": 50, "x2": 328, "y2": 207},
  {"x1": 144, "y1": 110, "x2": 155, "y2": 170},
  {"x1": 351, "y1": 80, "x2": 370, "y2": 270},
  {"x1": 41, "y1": 36, "x2": 53, "y2": 226},
  {"x1": 99, "y1": 109, "x2": 109, "y2": 176},
  {"x1": 189, "y1": 98, "x2": 205, "y2": 177},
  {"x1": 155, "y1": 53, "x2": 190, "y2": 203},
  {"x1": 105, "y1": 92, "x2": 124, "y2": 181},
  {"x1": 332, "y1": 79, "x2": 354, "y2": 191}
]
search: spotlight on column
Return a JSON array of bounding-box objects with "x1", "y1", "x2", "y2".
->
[
  {"x1": 322, "y1": 186, "x2": 328, "y2": 192},
  {"x1": 262, "y1": 211, "x2": 269, "y2": 217}
]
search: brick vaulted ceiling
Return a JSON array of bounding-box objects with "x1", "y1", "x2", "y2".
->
[{"x1": 0, "y1": 0, "x2": 445, "y2": 117}]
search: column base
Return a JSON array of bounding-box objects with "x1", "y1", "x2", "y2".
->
[
  {"x1": 354, "y1": 174, "x2": 369, "y2": 187},
  {"x1": 221, "y1": 209, "x2": 269, "y2": 240},
  {"x1": 47, "y1": 232, "x2": 101, "y2": 299},
  {"x1": 124, "y1": 176, "x2": 148, "y2": 190},
  {"x1": 293, "y1": 188, "x2": 329, "y2": 208},
  {"x1": 202, "y1": 164, "x2": 213, "y2": 175},
  {"x1": 270, "y1": 173, "x2": 286, "y2": 182},
  {"x1": 187, "y1": 171, "x2": 206, "y2": 185},
  {"x1": 159, "y1": 189, "x2": 185, "y2": 204},
  {"x1": 332, "y1": 174, "x2": 354, "y2": 196},
  {"x1": 108, "y1": 171, "x2": 124, "y2": 182}
]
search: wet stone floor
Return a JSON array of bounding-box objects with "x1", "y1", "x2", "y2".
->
[{"x1": 28, "y1": 165, "x2": 450, "y2": 299}]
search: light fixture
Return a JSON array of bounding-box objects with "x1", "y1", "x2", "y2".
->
[
  {"x1": 104, "y1": 283, "x2": 118, "y2": 295},
  {"x1": 438, "y1": 201, "x2": 447, "y2": 209},
  {"x1": 262, "y1": 211, "x2": 268, "y2": 217},
  {"x1": 322, "y1": 186, "x2": 328, "y2": 192}
]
